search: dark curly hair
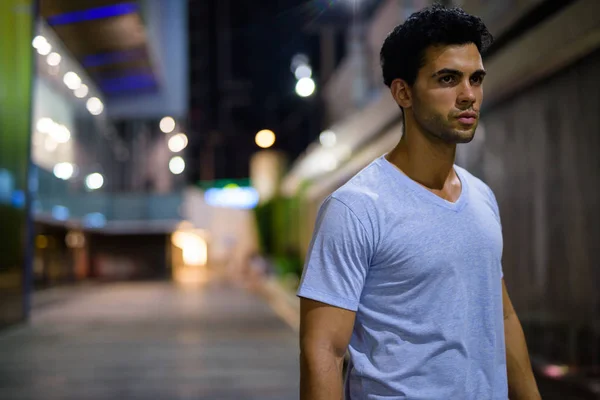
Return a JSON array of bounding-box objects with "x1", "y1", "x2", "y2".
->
[{"x1": 380, "y1": 4, "x2": 493, "y2": 87}]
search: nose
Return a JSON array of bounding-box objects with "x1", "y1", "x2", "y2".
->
[{"x1": 457, "y1": 81, "x2": 476, "y2": 106}]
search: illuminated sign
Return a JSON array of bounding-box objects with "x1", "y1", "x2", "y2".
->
[
  {"x1": 197, "y1": 178, "x2": 251, "y2": 191},
  {"x1": 204, "y1": 186, "x2": 259, "y2": 209}
]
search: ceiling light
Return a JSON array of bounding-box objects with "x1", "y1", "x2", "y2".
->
[
  {"x1": 32, "y1": 36, "x2": 47, "y2": 49},
  {"x1": 37, "y1": 41, "x2": 52, "y2": 56},
  {"x1": 51, "y1": 124, "x2": 71, "y2": 144},
  {"x1": 63, "y1": 72, "x2": 81, "y2": 90},
  {"x1": 47, "y1": 52, "x2": 62, "y2": 66},
  {"x1": 36, "y1": 118, "x2": 54, "y2": 133},
  {"x1": 74, "y1": 84, "x2": 89, "y2": 98},
  {"x1": 86, "y1": 97, "x2": 103, "y2": 115},
  {"x1": 160, "y1": 116, "x2": 176, "y2": 133}
]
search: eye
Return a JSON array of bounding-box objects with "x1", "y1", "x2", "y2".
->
[
  {"x1": 471, "y1": 75, "x2": 485, "y2": 85},
  {"x1": 439, "y1": 75, "x2": 456, "y2": 85}
]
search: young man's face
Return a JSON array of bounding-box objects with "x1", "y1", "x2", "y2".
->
[{"x1": 410, "y1": 43, "x2": 486, "y2": 144}]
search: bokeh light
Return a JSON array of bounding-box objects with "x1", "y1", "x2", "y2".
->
[
  {"x1": 74, "y1": 84, "x2": 89, "y2": 98},
  {"x1": 294, "y1": 64, "x2": 312, "y2": 79},
  {"x1": 169, "y1": 156, "x2": 185, "y2": 174},
  {"x1": 63, "y1": 72, "x2": 81, "y2": 90},
  {"x1": 160, "y1": 117, "x2": 176, "y2": 133},
  {"x1": 53, "y1": 163, "x2": 74, "y2": 180},
  {"x1": 168, "y1": 133, "x2": 188, "y2": 153},
  {"x1": 85, "y1": 173, "x2": 104, "y2": 190},
  {"x1": 86, "y1": 97, "x2": 104, "y2": 115},
  {"x1": 47, "y1": 52, "x2": 62, "y2": 66},
  {"x1": 319, "y1": 130, "x2": 337, "y2": 147},
  {"x1": 295, "y1": 77, "x2": 315, "y2": 97},
  {"x1": 255, "y1": 129, "x2": 276, "y2": 149}
]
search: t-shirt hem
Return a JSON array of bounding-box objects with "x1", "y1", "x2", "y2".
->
[{"x1": 297, "y1": 287, "x2": 359, "y2": 312}]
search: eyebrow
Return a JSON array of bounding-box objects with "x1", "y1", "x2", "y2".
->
[{"x1": 431, "y1": 68, "x2": 487, "y2": 78}]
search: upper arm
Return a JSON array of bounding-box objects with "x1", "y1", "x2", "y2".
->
[
  {"x1": 297, "y1": 197, "x2": 373, "y2": 311},
  {"x1": 502, "y1": 279, "x2": 516, "y2": 320},
  {"x1": 297, "y1": 196, "x2": 372, "y2": 358},
  {"x1": 300, "y1": 298, "x2": 356, "y2": 359}
]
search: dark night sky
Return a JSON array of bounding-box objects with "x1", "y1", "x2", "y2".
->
[
  {"x1": 229, "y1": 1, "x2": 323, "y2": 155},
  {"x1": 188, "y1": 0, "x2": 380, "y2": 181}
]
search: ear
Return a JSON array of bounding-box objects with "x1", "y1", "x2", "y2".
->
[{"x1": 390, "y1": 79, "x2": 412, "y2": 109}]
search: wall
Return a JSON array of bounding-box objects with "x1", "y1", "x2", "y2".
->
[
  {"x1": 0, "y1": 0, "x2": 34, "y2": 328},
  {"x1": 456, "y1": 0, "x2": 545, "y2": 37},
  {"x1": 479, "y1": 50, "x2": 600, "y2": 321}
]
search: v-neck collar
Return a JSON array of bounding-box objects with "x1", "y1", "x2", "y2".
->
[{"x1": 378, "y1": 155, "x2": 469, "y2": 212}]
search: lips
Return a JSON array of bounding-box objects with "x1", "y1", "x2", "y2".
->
[{"x1": 457, "y1": 112, "x2": 478, "y2": 125}]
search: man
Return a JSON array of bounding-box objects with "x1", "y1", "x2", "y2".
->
[{"x1": 298, "y1": 4, "x2": 541, "y2": 400}]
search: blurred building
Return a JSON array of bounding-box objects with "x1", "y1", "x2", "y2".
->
[
  {"x1": 1, "y1": 0, "x2": 192, "y2": 327},
  {"x1": 0, "y1": 0, "x2": 35, "y2": 329},
  {"x1": 277, "y1": 0, "x2": 600, "y2": 386}
]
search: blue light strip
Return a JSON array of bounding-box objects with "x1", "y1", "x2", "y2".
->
[
  {"x1": 47, "y1": 2, "x2": 138, "y2": 26},
  {"x1": 83, "y1": 48, "x2": 147, "y2": 68},
  {"x1": 100, "y1": 72, "x2": 157, "y2": 94}
]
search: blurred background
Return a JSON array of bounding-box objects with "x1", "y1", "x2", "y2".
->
[{"x1": 0, "y1": 0, "x2": 599, "y2": 399}]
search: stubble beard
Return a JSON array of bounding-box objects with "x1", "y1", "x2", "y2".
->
[{"x1": 412, "y1": 99, "x2": 478, "y2": 144}]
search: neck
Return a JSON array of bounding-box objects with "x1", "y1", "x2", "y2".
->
[{"x1": 386, "y1": 115, "x2": 458, "y2": 190}]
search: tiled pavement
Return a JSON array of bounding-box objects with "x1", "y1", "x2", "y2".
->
[
  {"x1": 0, "y1": 280, "x2": 299, "y2": 400},
  {"x1": 2, "y1": 280, "x2": 596, "y2": 400}
]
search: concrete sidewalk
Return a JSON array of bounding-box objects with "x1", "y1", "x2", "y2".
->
[{"x1": 0, "y1": 280, "x2": 299, "y2": 400}]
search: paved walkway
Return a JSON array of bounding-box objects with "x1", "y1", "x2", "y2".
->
[{"x1": 0, "y1": 280, "x2": 299, "y2": 400}]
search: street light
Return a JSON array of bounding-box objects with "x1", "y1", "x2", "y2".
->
[
  {"x1": 255, "y1": 129, "x2": 276, "y2": 148},
  {"x1": 294, "y1": 64, "x2": 312, "y2": 79},
  {"x1": 290, "y1": 54, "x2": 309, "y2": 73},
  {"x1": 169, "y1": 156, "x2": 185, "y2": 175},
  {"x1": 295, "y1": 77, "x2": 316, "y2": 97}
]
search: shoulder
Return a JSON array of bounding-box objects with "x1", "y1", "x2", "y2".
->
[
  {"x1": 456, "y1": 165, "x2": 501, "y2": 218},
  {"x1": 312, "y1": 158, "x2": 389, "y2": 245},
  {"x1": 329, "y1": 158, "x2": 387, "y2": 219},
  {"x1": 456, "y1": 165, "x2": 495, "y2": 198}
]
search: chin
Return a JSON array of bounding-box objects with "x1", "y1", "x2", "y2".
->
[
  {"x1": 440, "y1": 129, "x2": 476, "y2": 144},
  {"x1": 455, "y1": 133, "x2": 476, "y2": 144}
]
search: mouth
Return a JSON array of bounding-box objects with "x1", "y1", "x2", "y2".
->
[{"x1": 456, "y1": 112, "x2": 478, "y2": 126}]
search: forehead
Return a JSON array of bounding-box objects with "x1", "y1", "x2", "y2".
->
[{"x1": 421, "y1": 43, "x2": 484, "y2": 74}]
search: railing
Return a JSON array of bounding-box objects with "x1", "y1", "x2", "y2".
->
[{"x1": 33, "y1": 165, "x2": 183, "y2": 226}]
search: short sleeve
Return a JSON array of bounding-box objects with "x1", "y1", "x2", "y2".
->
[
  {"x1": 485, "y1": 184, "x2": 504, "y2": 279},
  {"x1": 485, "y1": 184, "x2": 502, "y2": 228},
  {"x1": 296, "y1": 196, "x2": 373, "y2": 311}
]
